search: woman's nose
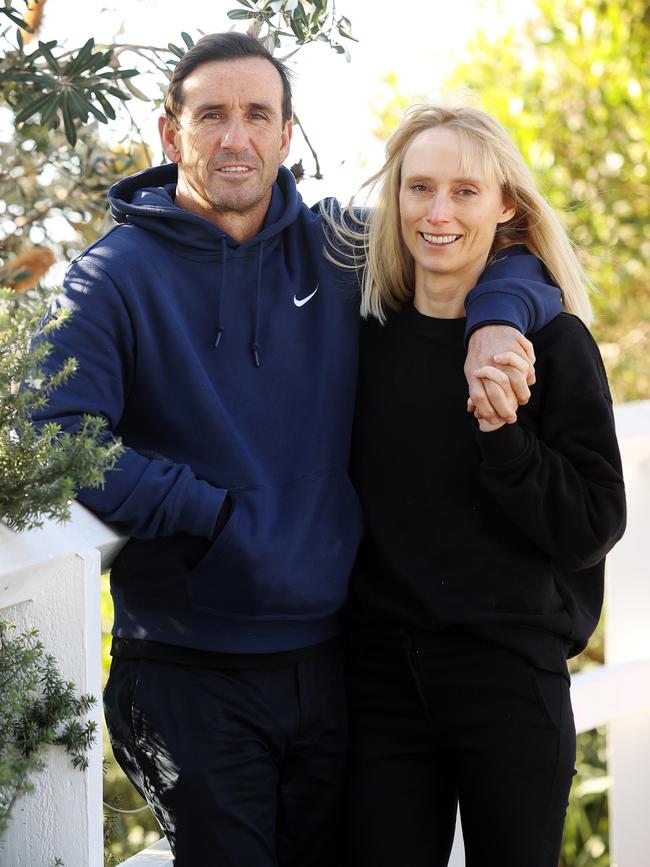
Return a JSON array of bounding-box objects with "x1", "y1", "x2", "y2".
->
[{"x1": 426, "y1": 193, "x2": 451, "y2": 223}]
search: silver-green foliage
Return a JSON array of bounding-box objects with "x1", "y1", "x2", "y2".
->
[
  {"x1": 0, "y1": 620, "x2": 97, "y2": 842},
  {"x1": 0, "y1": 287, "x2": 123, "y2": 530}
]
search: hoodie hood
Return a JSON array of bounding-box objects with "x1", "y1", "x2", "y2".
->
[
  {"x1": 108, "y1": 163, "x2": 303, "y2": 365},
  {"x1": 108, "y1": 162, "x2": 303, "y2": 253}
]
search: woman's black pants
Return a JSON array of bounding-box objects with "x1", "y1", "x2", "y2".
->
[{"x1": 346, "y1": 628, "x2": 576, "y2": 867}]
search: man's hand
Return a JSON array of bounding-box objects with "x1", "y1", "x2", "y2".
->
[
  {"x1": 465, "y1": 325, "x2": 536, "y2": 425},
  {"x1": 470, "y1": 366, "x2": 518, "y2": 431}
]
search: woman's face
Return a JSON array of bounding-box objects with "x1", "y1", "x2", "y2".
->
[{"x1": 399, "y1": 126, "x2": 515, "y2": 293}]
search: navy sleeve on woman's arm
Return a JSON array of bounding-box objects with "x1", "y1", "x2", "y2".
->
[{"x1": 464, "y1": 245, "x2": 563, "y2": 339}]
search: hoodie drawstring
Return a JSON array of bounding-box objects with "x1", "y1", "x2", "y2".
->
[
  {"x1": 214, "y1": 237, "x2": 226, "y2": 348},
  {"x1": 214, "y1": 237, "x2": 264, "y2": 368},
  {"x1": 250, "y1": 241, "x2": 263, "y2": 368}
]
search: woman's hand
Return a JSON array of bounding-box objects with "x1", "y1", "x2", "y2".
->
[
  {"x1": 465, "y1": 325, "x2": 535, "y2": 424},
  {"x1": 468, "y1": 356, "x2": 530, "y2": 431}
]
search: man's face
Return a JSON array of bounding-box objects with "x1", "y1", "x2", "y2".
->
[{"x1": 160, "y1": 57, "x2": 292, "y2": 232}]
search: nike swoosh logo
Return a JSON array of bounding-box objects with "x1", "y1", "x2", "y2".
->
[{"x1": 293, "y1": 284, "x2": 319, "y2": 307}]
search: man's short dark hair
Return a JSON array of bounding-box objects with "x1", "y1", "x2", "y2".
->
[{"x1": 165, "y1": 32, "x2": 293, "y2": 125}]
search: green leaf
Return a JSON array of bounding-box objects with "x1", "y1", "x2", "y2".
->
[
  {"x1": 37, "y1": 40, "x2": 62, "y2": 74},
  {"x1": 167, "y1": 42, "x2": 185, "y2": 59},
  {"x1": 104, "y1": 85, "x2": 130, "y2": 101},
  {"x1": 14, "y1": 92, "x2": 55, "y2": 126},
  {"x1": 288, "y1": 16, "x2": 303, "y2": 40},
  {"x1": 61, "y1": 96, "x2": 78, "y2": 146},
  {"x1": 337, "y1": 16, "x2": 357, "y2": 41},
  {"x1": 93, "y1": 90, "x2": 116, "y2": 120},
  {"x1": 66, "y1": 88, "x2": 89, "y2": 123},
  {"x1": 40, "y1": 91, "x2": 63, "y2": 126},
  {"x1": 294, "y1": 3, "x2": 309, "y2": 26},
  {"x1": 84, "y1": 98, "x2": 108, "y2": 125},
  {"x1": 181, "y1": 31, "x2": 195, "y2": 49},
  {"x1": 0, "y1": 69, "x2": 49, "y2": 84},
  {"x1": 86, "y1": 49, "x2": 114, "y2": 74},
  {"x1": 1, "y1": 7, "x2": 33, "y2": 31},
  {"x1": 122, "y1": 77, "x2": 149, "y2": 102},
  {"x1": 309, "y1": 5, "x2": 325, "y2": 27},
  {"x1": 227, "y1": 9, "x2": 255, "y2": 20},
  {"x1": 63, "y1": 37, "x2": 95, "y2": 77},
  {"x1": 113, "y1": 68, "x2": 140, "y2": 80}
]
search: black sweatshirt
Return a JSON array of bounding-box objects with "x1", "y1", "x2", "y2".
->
[{"x1": 348, "y1": 305, "x2": 627, "y2": 674}]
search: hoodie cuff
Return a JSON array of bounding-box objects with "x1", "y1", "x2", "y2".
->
[
  {"x1": 475, "y1": 422, "x2": 528, "y2": 465},
  {"x1": 464, "y1": 290, "x2": 532, "y2": 342},
  {"x1": 176, "y1": 480, "x2": 228, "y2": 539}
]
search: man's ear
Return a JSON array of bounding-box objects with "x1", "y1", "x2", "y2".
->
[
  {"x1": 279, "y1": 119, "x2": 293, "y2": 164},
  {"x1": 159, "y1": 115, "x2": 181, "y2": 165}
]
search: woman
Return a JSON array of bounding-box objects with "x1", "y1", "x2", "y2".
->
[{"x1": 331, "y1": 106, "x2": 626, "y2": 866}]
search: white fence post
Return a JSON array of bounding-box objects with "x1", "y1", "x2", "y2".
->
[
  {"x1": 605, "y1": 400, "x2": 650, "y2": 867},
  {"x1": 0, "y1": 503, "x2": 125, "y2": 867}
]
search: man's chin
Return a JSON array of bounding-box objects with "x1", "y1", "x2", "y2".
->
[{"x1": 208, "y1": 188, "x2": 269, "y2": 215}]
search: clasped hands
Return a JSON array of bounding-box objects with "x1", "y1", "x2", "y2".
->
[{"x1": 465, "y1": 325, "x2": 535, "y2": 433}]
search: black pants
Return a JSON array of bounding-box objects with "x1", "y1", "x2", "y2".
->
[
  {"x1": 104, "y1": 644, "x2": 347, "y2": 867},
  {"x1": 346, "y1": 628, "x2": 576, "y2": 867}
]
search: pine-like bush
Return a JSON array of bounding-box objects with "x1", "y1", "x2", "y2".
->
[
  {"x1": 0, "y1": 284, "x2": 123, "y2": 843},
  {"x1": 0, "y1": 621, "x2": 97, "y2": 841},
  {"x1": 0, "y1": 286, "x2": 122, "y2": 529}
]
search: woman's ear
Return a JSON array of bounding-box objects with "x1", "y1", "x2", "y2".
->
[{"x1": 498, "y1": 192, "x2": 517, "y2": 225}]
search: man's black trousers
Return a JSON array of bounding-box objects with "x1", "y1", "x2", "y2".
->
[
  {"x1": 104, "y1": 642, "x2": 346, "y2": 867},
  {"x1": 346, "y1": 627, "x2": 576, "y2": 867}
]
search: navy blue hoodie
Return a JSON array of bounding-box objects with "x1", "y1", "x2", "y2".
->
[{"x1": 33, "y1": 164, "x2": 561, "y2": 653}]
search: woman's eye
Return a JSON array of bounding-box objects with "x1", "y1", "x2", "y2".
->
[{"x1": 458, "y1": 188, "x2": 478, "y2": 197}]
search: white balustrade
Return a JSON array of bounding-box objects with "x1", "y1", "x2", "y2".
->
[{"x1": 0, "y1": 504, "x2": 125, "y2": 867}]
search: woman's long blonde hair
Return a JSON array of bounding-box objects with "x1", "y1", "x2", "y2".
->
[{"x1": 323, "y1": 104, "x2": 593, "y2": 324}]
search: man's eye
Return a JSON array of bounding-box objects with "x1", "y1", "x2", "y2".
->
[{"x1": 249, "y1": 113, "x2": 268, "y2": 121}]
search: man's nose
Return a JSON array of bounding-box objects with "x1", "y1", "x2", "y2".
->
[
  {"x1": 222, "y1": 118, "x2": 249, "y2": 150},
  {"x1": 426, "y1": 193, "x2": 451, "y2": 223}
]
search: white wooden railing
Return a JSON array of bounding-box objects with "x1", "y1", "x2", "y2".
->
[{"x1": 1, "y1": 401, "x2": 649, "y2": 867}]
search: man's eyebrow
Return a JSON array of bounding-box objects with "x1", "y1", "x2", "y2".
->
[
  {"x1": 248, "y1": 102, "x2": 277, "y2": 114},
  {"x1": 192, "y1": 101, "x2": 278, "y2": 116}
]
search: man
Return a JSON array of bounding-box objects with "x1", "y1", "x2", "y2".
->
[{"x1": 34, "y1": 33, "x2": 560, "y2": 867}]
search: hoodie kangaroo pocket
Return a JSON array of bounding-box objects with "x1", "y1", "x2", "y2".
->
[
  {"x1": 112, "y1": 532, "x2": 214, "y2": 603},
  {"x1": 187, "y1": 469, "x2": 362, "y2": 619}
]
